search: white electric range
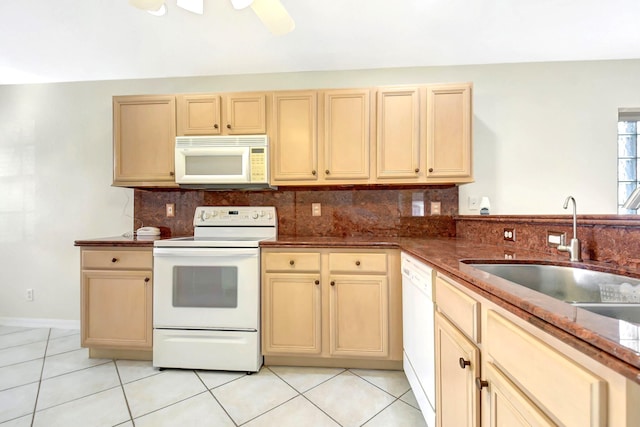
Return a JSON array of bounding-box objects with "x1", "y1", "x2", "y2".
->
[{"x1": 152, "y1": 206, "x2": 277, "y2": 373}]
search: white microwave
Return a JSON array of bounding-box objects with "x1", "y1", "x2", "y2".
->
[{"x1": 175, "y1": 135, "x2": 269, "y2": 187}]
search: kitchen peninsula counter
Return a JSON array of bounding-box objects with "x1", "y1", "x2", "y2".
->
[{"x1": 263, "y1": 236, "x2": 640, "y2": 383}]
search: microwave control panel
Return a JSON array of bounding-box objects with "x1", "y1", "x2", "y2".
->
[{"x1": 250, "y1": 147, "x2": 267, "y2": 183}]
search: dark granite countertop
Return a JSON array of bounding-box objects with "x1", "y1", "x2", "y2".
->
[
  {"x1": 263, "y1": 236, "x2": 640, "y2": 383},
  {"x1": 74, "y1": 235, "x2": 163, "y2": 247}
]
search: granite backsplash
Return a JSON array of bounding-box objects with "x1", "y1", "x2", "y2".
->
[
  {"x1": 134, "y1": 185, "x2": 459, "y2": 238},
  {"x1": 134, "y1": 186, "x2": 640, "y2": 269},
  {"x1": 456, "y1": 215, "x2": 640, "y2": 269}
]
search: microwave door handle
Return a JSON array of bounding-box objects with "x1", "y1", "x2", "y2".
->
[{"x1": 153, "y1": 248, "x2": 259, "y2": 257}]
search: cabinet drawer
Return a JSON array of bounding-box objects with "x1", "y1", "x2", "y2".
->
[
  {"x1": 263, "y1": 252, "x2": 321, "y2": 272},
  {"x1": 486, "y1": 310, "x2": 606, "y2": 427},
  {"x1": 82, "y1": 249, "x2": 152, "y2": 270},
  {"x1": 328, "y1": 252, "x2": 387, "y2": 274},
  {"x1": 435, "y1": 275, "x2": 480, "y2": 343}
]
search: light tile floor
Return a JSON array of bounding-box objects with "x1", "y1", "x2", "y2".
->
[{"x1": 0, "y1": 326, "x2": 427, "y2": 427}]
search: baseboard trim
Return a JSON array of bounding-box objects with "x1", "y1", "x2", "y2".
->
[{"x1": 0, "y1": 317, "x2": 80, "y2": 330}]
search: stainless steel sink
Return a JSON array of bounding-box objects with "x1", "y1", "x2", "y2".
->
[{"x1": 467, "y1": 263, "x2": 640, "y2": 323}]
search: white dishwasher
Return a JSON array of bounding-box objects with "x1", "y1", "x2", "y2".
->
[{"x1": 401, "y1": 252, "x2": 436, "y2": 427}]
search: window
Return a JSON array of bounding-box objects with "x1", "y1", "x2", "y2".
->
[{"x1": 617, "y1": 110, "x2": 640, "y2": 214}]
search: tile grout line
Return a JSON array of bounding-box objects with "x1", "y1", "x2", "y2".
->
[
  {"x1": 30, "y1": 328, "x2": 52, "y2": 427},
  {"x1": 113, "y1": 360, "x2": 136, "y2": 426},
  {"x1": 194, "y1": 369, "x2": 240, "y2": 427},
  {"x1": 268, "y1": 366, "x2": 346, "y2": 427}
]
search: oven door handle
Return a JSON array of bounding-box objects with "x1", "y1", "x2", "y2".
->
[{"x1": 153, "y1": 248, "x2": 259, "y2": 257}]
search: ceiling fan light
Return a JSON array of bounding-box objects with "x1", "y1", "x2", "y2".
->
[
  {"x1": 177, "y1": 0, "x2": 204, "y2": 14},
  {"x1": 231, "y1": 0, "x2": 254, "y2": 10},
  {"x1": 129, "y1": 0, "x2": 165, "y2": 11},
  {"x1": 251, "y1": 0, "x2": 295, "y2": 35},
  {"x1": 147, "y1": 3, "x2": 167, "y2": 16}
]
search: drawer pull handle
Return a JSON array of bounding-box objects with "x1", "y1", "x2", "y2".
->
[
  {"x1": 314, "y1": 280, "x2": 320, "y2": 285},
  {"x1": 459, "y1": 358, "x2": 471, "y2": 369},
  {"x1": 330, "y1": 281, "x2": 336, "y2": 286},
  {"x1": 111, "y1": 258, "x2": 118, "y2": 263},
  {"x1": 289, "y1": 260, "x2": 295, "y2": 266},
  {"x1": 355, "y1": 260, "x2": 361, "y2": 266},
  {"x1": 475, "y1": 378, "x2": 488, "y2": 390},
  {"x1": 144, "y1": 277, "x2": 150, "y2": 283}
]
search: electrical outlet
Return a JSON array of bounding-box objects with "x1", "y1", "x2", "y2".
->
[
  {"x1": 468, "y1": 196, "x2": 479, "y2": 210},
  {"x1": 26, "y1": 289, "x2": 33, "y2": 301},
  {"x1": 312, "y1": 203, "x2": 321, "y2": 217},
  {"x1": 166, "y1": 203, "x2": 175, "y2": 217},
  {"x1": 430, "y1": 201, "x2": 441, "y2": 215},
  {"x1": 503, "y1": 228, "x2": 516, "y2": 242}
]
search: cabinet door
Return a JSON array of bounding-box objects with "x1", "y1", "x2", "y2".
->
[
  {"x1": 271, "y1": 91, "x2": 319, "y2": 182},
  {"x1": 224, "y1": 93, "x2": 267, "y2": 134},
  {"x1": 176, "y1": 94, "x2": 222, "y2": 135},
  {"x1": 376, "y1": 87, "x2": 422, "y2": 180},
  {"x1": 329, "y1": 275, "x2": 389, "y2": 358},
  {"x1": 486, "y1": 362, "x2": 555, "y2": 427},
  {"x1": 322, "y1": 89, "x2": 371, "y2": 181},
  {"x1": 113, "y1": 95, "x2": 176, "y2": 186},
  {"x1": 262, "y1": 273, "x2": 322, "y2": 355},
  {"x1": 435, "y1": 311, "x2": 480, "y2": 427},
  {"x1": 81, "y1": 270, "x2": 152, "y2": 350},
  {"x1": 426, "y1": 83, "x2": 472, "y2": 181}
]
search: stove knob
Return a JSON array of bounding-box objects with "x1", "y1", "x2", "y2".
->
[
  {"x1": 259, "y1": 210, "x2": 265, "y2": 217},
  {"x1": 252, "y1": 212, "x2": 259, "y2": 219}
]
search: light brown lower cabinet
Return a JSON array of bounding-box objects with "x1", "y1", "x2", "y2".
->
[
  {"x1": 435, "y1": 272, "x2": 640, "y2": 427},
  {"x1": 261, "y1": 248, "x2": 401, "y2": 369},
  {"x1": 80, "y1": 247, "x2": 153, "y2": 360}
]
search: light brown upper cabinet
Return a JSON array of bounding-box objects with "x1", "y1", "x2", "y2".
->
[
  {"x1": 320, "y1": 89, "x2": 372, "y2": 182},
  {"x1": 270, "y1": 89, "x2": 372, "y2": 185},
  {"x1": 113, "y1": 95, "x2": 177, "y2": 187},
  {"x1": 375, "y1": 87, "x2": 422, "y2": 182},
  {"x1": 177, "y1": 92, "x2": 267, "y2": 136},
  {"x1": 270, "y1": 91, "x2": 319, "y2": 182},
  {"x1": 425, "y1": 83, "x2": 473, "y2": 182}
]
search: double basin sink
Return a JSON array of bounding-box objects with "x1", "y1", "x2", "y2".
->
[{"x1": 465, "y1": 263, "x2": 640, "y2": 324}]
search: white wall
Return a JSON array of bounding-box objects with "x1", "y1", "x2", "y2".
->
[{"x1": 1, "y1": 59, "x2": 639, "y2": 323}]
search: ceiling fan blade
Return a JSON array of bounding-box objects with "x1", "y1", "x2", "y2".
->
[
  {"x1": 250, "y1": 0, "x2": 295, "y2": 35},
  {"x1": 129, "y1": 0, "x2": 165, "y2": 12},
  {"x1": 177, "y1": 0, "x2": 204, "y2": 14}
]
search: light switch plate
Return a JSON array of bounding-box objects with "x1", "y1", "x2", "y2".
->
[
  {"x1": 312, "y1": 203, "x2": 321, "y2": 217},
  {"x1": 430, "y1": 202, "x2": 441, "y2": 215}
]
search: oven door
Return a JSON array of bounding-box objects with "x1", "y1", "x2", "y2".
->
[{"x1": 153, "y1": 247, "x2": 259, "y2": 330}]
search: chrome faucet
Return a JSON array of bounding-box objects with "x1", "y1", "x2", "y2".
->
[{"x1": 557, "y1": 196, "x2": 582, "y2": 262}]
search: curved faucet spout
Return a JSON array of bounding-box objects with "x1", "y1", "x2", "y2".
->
[
  {"x1": 563, "y1": 196, "x2": 577, "y2": 239},
  {"x1": 558, "y1": 196, "x2": 581, "y2": 262}
]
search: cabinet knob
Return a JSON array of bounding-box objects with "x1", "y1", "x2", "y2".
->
[
  {"x1": 226, "y1": 124, "x2": 231, "y2": 129},
  {"x1": 289, "y1": 260, "x2": 295, "y2": 266},
  {"x1": 169, "y1": 171, "x2": 175, "y2": 176},
  {"x1": 314, "y1": 279, "x2": 320, "y2": 285},
  {"x1": 459, "y1": 358, "x2": 471, "y2": 369},
  {"x1": 414, "y1": 168, "x2": 420, "y2": 173},
  {"x1": 428, "y1": 168, "x2": 434, "y2": 172},
  {"x1": 214, "y1": 124, "x2": 219, "y2": 129},
  {"x1": 355, "y1": 260, "x2": 361, "y2": 266},
  {"x1": 325, "y1": 170, "x2": 330, "y2": 175},
  {"x1": 111, "y1": 258, "x2": 118, "y2": 263},
  {"x1": 144, "y1": 277, "x2": 150, "y2": 283},
  {"x1": 475, "y1": 378, "x2": 488, "y2": 390},
  {"x1": 311, "y1": 170, "x2": 317, "y2": 176},
  {"x1": 330, "y1": 281, "x2": 336, "y2": 286}
]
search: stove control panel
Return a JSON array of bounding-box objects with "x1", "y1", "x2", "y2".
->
[{"x1": 194, "y1": 206, "x2": 277, "y2": 227}]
